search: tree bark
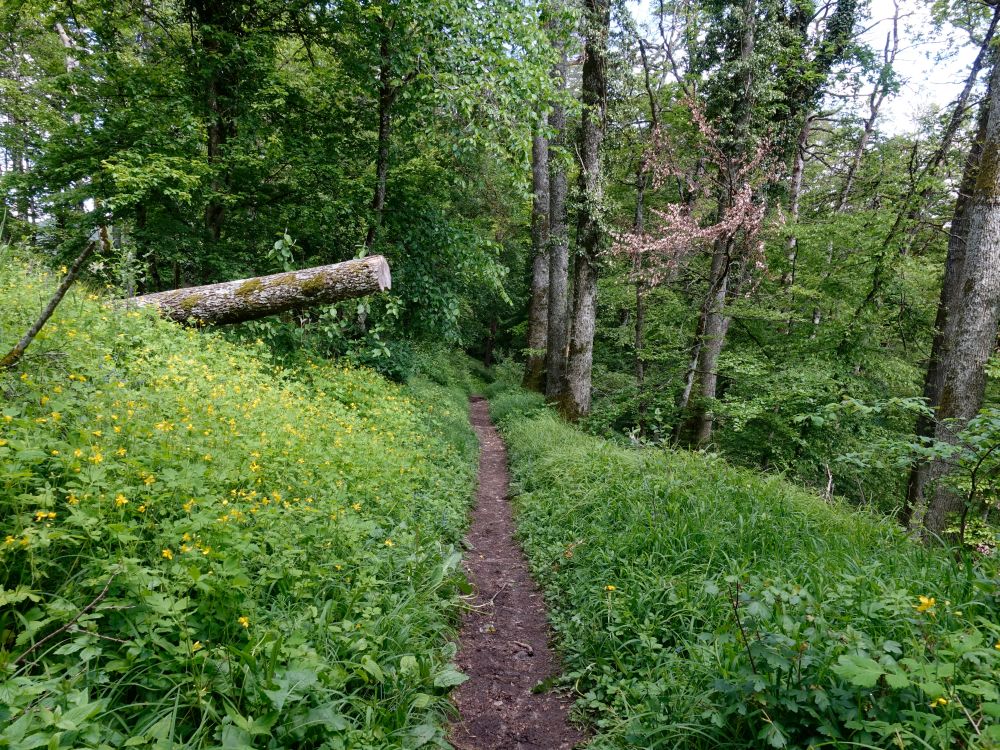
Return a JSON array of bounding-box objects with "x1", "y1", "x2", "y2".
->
[
  {"x1": 634, "y1": 164, "x2": 647, "y2": 420},
  {"x1": 910, "y1": 55, "x2": 1000, "y2": 538},
  {"x1": 559, "y1": 0, "x2": 610, "y2": 421},
  {"x1": 634, "y1": 37, "x2": 660, "y2": 424},
  {"x1": 523, "y1": 116, "x2": 551, "y2": 390},
  {"x1": 903, "y1": 59, "x2": 995, "y2": 527},
  {"x1": 677, "y1": 0, "x2": 755, "y2": 445},
  {"x1": 365, "y1": 28, "x2": 395, "y2": 250},
  {"x1": 129, "y1": 256, "x2": 392, "y2": 325},
  {"x1": 781, "y1": 115, "x2": 810, "y2": 290},
  {"x1": 677, "y1": 234, "x2": 733, "y2": 445},
  {"x1": 545, "y1": 51, "x2": 571, "y2": 400}
]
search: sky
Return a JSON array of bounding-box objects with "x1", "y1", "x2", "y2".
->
[
  {"x1": 863, "y1": 0, "x2": 980, "y2": 134},
  {"x1": 629, "y1": 0, "x2": 983, "y2": 135}
]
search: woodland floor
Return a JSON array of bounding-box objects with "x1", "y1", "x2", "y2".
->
[{"x1": 448, "y1": 397, "x2": 585, "y2": 750}]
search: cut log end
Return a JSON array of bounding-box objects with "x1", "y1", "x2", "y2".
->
[{"x1": 372, "y1": 255, "x2": 392, "y2": 291}]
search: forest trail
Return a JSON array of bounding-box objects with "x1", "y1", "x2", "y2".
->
[{"x1": 449, "y1": 397, "x2": 584, "y2": 750}]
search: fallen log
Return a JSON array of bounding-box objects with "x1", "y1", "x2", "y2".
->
[{"x1": 129, "y1": 255, "x2": 391, "y2": 325}]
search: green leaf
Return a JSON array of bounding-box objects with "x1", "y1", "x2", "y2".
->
[
  {"x1": 361, "y1": 655, "x2": 384, "y2": 683},
  {"x1": 833, "y1": 654, "x2": 885, "y2": 688},
  {"x1": 433, "y1": 666, "x2": 468, "y2": 688},
  {"x1": 884, "y1": 671, "x2": 910, "y2": 689},
  {"x1": 400, "y1": 654, "x2": 418, "y2": 674}
]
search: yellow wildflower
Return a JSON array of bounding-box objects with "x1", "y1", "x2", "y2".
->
[
  {"x1": 384, "y1": 539, "x2": 394, "y2": 547},
  {"x1": 115, "y1": 494, "x2": 128, "y2": 507},
  {"x1": 191, "y1": 641, "x2": 202, "y2": 652},
  {"x1": 605, "y1": 585, "x2": 616, "y2": 591},
  {"x1": 162, "y1": 548, "x2": 173, "y2": 560},
  {"x1": 914, "y1": 596, "x2": 935, "y2": 613},
  {"x1": 238, "y1": 616, "x2": 250, "y2": 628}
]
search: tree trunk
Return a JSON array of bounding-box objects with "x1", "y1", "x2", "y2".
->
[
  {"x1": 677, "y1": 235, "x2": 733, "y2": 445},
  {"x1": 129, "y1": 256, "x2": 392, "y2": 325},
  {"x1": 365, "y1": 29, "x2": 395, "y2": 250},
  {"x1": 523, "y1": 117, "x2": 551, "y2": 390},
  {"x1": 903, "y1": 60, "x2": 995, "y2": 527},
  {"x1": 0, "y1": 241, "x2": 97, "y2": 370},
  {"x1": 559, "y1": 0, "x2": 610, "y2": 421},
  {"x1": 634, "y1": 165, "x2": 647, "y2": 421},
  {"x1": 913, "y1": 55, "x2": 1000, "y2": 538},
  {"x1": 545, "y1": 51, "x2": 571, "y2": 400},
  {"x1": 676, "y1": 0, "x2": 754, "y2": 445},
  {"x1": 781, "y1": 115, "x2": 810, "y2": 290},
  {"x1": 634, "y1": 37, "x2": 660, "y2": 425},
  {"x1": 484, "y1": 318, "x2": 498, "y2": 368},
  {"x1": 184, "y1": 1, "x2": 242, "y2": 244}
]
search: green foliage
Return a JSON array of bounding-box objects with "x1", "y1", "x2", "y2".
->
[
  {"x1": 0, "y1": 255, "x2": 478, "y2": 748},
  {"x1": 0, "y1": 0, "x2": 547, "y2": 349},
  {"x1": 498, "y1": 404, "x2": 1000, "y2": 749},
  {"x1": 488, "y1": 391, "x2": 548, "y2": 427}
]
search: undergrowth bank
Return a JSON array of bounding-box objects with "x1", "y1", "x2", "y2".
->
[{"x1": 0, "y1": 256, "x2": 478, "y2": 749}]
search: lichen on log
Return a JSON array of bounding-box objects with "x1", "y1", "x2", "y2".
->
[{"x1": 127, "y1": 256, "x2": 391, "y2": 325}]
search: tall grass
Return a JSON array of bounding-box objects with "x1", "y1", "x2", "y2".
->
[{"x1": 495, "y1": 403, "x2": 1000, "y2": 749}]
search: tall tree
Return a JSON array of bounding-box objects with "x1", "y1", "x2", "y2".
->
[
  {"x1": 560, "y1": 0, "x2": 610, "y2": 420},
  {"x1": 545, "y1": 48, "x2": 572, "y2": 399},
  {"x1": 909, "y1": 52, "x2": 1000, "y2": 537},
  {"x1": 523, "y1": 114, "x2": 551, "y2": 390}
]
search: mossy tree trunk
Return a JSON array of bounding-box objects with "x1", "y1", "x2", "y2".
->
[
  {"x1": 129, "y1": 256, "x2": 391, "y2": 325},
  {"x1": 560, "y1": 0, "x2": 610, "y2": 421},
  {"x1": 903, "y1": 56, "x2": 995, "y2": 528},
  {"x1": 912, "y1": 55, "x2": 1000, "y2": 538}
]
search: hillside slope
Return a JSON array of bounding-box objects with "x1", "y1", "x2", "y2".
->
[
  {"x1": 0, "y1": 256, "x2": 477, "y2": 749},
  {"x1": 489, "y1": 391, "x2": 1000, "y2": 749}
]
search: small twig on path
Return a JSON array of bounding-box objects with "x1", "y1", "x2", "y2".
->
[{"x1": 511, "y1": 640, "x2": 534, "y2": 656}]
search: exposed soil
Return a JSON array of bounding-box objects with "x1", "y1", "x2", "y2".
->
[{"x1": 449, "y1": 397, "x2": 585, "y2": 750}]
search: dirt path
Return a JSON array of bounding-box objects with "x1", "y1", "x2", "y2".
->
[{"x1": 449, "y1": 397, "x2": 584, "y2": 750}]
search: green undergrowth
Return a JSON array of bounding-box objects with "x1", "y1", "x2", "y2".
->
[
  {"x1": 0, "y1": 254, "x2": 478, "y2": 749},
  {"x1": 489, "y1": 388, "x2": 1000, "y2": 749}
]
